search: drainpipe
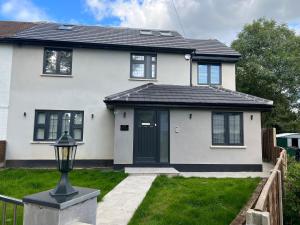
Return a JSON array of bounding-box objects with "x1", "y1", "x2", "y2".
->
[
  {"x1": 189, "y1": 55, "x2": 192, "y2": 86},
  {"x1": 189, "y1": 51, "x2": 195, "y2": 87}
]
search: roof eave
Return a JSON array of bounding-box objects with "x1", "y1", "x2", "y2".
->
[
  {"x1": 0, "y1": 37, "x2": 195, "y2": 54},
  {"x1": 103, "y1": 100, "x2": 273, "y2": 111},
  {"x1": 192, "y1": 54, "x2": 241, "y2": 63}
]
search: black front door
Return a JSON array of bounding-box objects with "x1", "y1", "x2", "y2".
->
[{"x1": 134, "y1": 109, "x2": 169, "y2": 164}]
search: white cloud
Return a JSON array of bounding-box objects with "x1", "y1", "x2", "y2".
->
[
  {"x1": 85, "y1": 0, "x2": 300, "y2": 45},
  {"x1": 0, "y1": 0, "x2": 48, "y2": 22}
]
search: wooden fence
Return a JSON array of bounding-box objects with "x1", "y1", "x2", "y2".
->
[
  {"x1": 262, "y1": 128, "x2": 281, "y2": 164},
  {"x1": 246, "y1": 148, "x2": 287, "y2": 225}
]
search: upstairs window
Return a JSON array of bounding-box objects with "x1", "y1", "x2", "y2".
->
[
  {"x1": 43, "y1": 48, "x2": 72, "y2": 75},
  {"x1": 130, "y1": 53, "x2": 157, "y2": 79},
  {"x1": 212, "y1": 112, "x2": 243, "y2": 146},
  {"x1": 34, "y1": 110, "x2": 83, "y2": 141},
  {"x1": 198, "y1": 63, "x2": 221, "y2": 85}
]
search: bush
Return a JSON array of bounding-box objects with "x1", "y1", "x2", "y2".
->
[{"x1": 284, "y1": 157, "x2": 300, "y2": 225}]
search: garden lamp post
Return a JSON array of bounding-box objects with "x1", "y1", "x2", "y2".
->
[{"x1": 50, "y1": 131, "x2": 78, "y2": 196}]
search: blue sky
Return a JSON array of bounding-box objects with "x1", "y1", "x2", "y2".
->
[{"x1": 0, "y1": 0, "x2": 299, "y2": 44}]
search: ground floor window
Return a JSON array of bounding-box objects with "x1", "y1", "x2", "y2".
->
[
  {"x1": 212, "y1": 112, "x2": 243, "y2": 145},
  {"x1": 34, "y1": 110, "x2": 84, "y2": 141}
]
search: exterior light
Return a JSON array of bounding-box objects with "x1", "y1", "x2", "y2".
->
[{"x1": 50, "y1": 131, "x2": 78, "y2": 196}]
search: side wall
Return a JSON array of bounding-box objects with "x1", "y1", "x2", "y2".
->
[
  {"x1": 192, "y1": 62, "x2": 236, "y2": 91},
  {"x1": 6, "y1": 45, "x2": 189, "y2": 161},
  {"x1": 0, "y1": 44, "x2": 13, "y2": 140}
]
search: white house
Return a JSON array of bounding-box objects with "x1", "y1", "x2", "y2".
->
[{"x1": 0, "y1": 21, "x2": 273, "y2": 171}]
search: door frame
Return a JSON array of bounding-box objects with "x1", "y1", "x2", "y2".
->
[{"x1": 133, "y1": 107, "x2": 170, "y2": 166}]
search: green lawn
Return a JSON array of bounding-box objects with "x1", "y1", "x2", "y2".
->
[
  {"x1": 0, "y1": 168, "x2": 127, "y2": 225},
  {"x1": 129, "y1": 176, "x2": 260, "y2": 225}
]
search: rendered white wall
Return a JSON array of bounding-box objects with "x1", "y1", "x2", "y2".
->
[
  {"x1": 6, "y1": 46, "x2": 190, "y2": 160},
  {"x1": 0, "y1": 44, "x2": 13, "y2": 140},
  {"x1": 170, "y1": 110, "x2": 262, "y2": 164}
]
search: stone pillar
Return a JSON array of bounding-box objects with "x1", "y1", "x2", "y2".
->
[
  {"x1": 246, "y1": 209, "x2": 270, "y2": 225},
  {"x1": 23, "y1": 187, "x2": 100, "y2": 225}
]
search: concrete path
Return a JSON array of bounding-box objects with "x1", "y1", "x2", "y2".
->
[
  {"x1": 97, "y1": 175, "x2": 157, "y2": 225},
  {"x1": 125, "y1": 167, "x2": 179, "y2": 176},
  {"x1": 180, "y1": 162, "x2": 274, "y2": 178}
]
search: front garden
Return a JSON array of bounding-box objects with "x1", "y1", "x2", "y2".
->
[
  {"x1": 129, "y1": 176, "x2": 260, "y2": 225},
  {"x1": 0, "y1": 168, "x2": 127, "y2": 225},
  {"x1": 0, "y1": 169, "x2": 261, "y2": 225}
]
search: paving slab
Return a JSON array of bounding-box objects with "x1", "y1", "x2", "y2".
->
[
  {"x1": 125, "y1": 167, "x2": 179, "y2": 176},
  {"x1": 97, "y1": 175, "x2": 156, "y2": 225},
  {"x1": 180, "y1": 162, "x2": 274, "y2": 178}
]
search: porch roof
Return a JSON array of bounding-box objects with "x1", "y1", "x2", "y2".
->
[{"x1": 104, "y1": 83, "x2": 273, "y2": 110}]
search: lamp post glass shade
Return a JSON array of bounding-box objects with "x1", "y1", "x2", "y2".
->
[{"x1": 50, "y1": 131, "x2": 78, "y2": 196}]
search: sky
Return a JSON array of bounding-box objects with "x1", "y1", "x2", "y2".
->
[{"x1": 0, "y1": 0, "x2": 299, "y2": 45}]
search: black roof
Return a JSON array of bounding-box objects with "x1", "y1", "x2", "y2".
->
[
  {"x1": 104, "y1": 83, "x2": 273, "y2": 110},
  {"x1": 0, "y1": 21, "x2": 239, "y2": 56},
  {"x1": 6, "y1": 22, "x2": 194, "y2": 53},
  {"x1": 187, "y1": 38, "x2": 240, "y2": 57}
]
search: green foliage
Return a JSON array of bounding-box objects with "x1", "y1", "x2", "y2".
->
[
  {"x1": 0, "y1": 168, "x2": 127, "y2": 225},
  {"x1": 284, "y1": 158, "x2": 300, "y2": 225},
  {"x1": 129, "y1": 176, "x2": 260, "y2": 225},
  {"x1": 231, "y1": 18, "x2": 300, "y2": 132}
]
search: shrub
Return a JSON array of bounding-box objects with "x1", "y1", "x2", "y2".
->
[{"x1": 284, "y1": 157, "x2": 300, "y2": 225}]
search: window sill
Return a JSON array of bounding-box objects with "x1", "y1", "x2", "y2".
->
[
  {"x1": 210, "y1": 145, "x2": 246, "y2": 149},
  {"x1": 41, "y1": 74, "x2": 73, "y2": 78},
  {"x1": 30, "y1": 141, "x2": 84, "y2": 145},
  {"x1": 128, "y1": 78, "x2": 157, "y2": 82}
]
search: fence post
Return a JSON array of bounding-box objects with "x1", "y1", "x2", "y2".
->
[
  {"x1": 0, "y1": 140, "x2": 6, "y2": 168},
  {"x1": 246, "y1": 209, "x2": 270, "y2": 225},
  {"x1": 23, "y1": 187, "x2": 100, "y2": 225}
]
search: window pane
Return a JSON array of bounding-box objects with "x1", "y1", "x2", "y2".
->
[
  {"x1": 37, "y1": 113, "x2": 46, "y2": 124},
  {"x1": 59, "y1": 51, "x2": 72, "y2": 74},
  {"x1": 198, "y1": 65, "x2": 208, "y2": 84},
  {"x1": 73, "y1": 129, "x2": 82, "y2": 140},
  {"x1": 74, "y1": 112, "x2": 83, "y2": 125},
  {"x1": 229, "y1": 114, "x2": 241, "y2": 144},
  {"x1": 151, "y1": 64, "x2": 156, "y2": 78},
  {"x1": 36, "y1": 128, "x2": 45, "y2": 140},
  {"x1": 48, "y1": 114, "x2": 58, "y2": 140},
  {"x1": 151, "y1": 56, "x2": 156, "y2": 62},
  {"x1": 213, "y1": 114, "x2": 225, "y2": 144},
  {"x1": 132, "y1": 64, "x2": 145, "y2": 77},
  {"x1": 44, "y1": 49, "x2": 57, "y2": 73},
  {"x1": 62, "y1": 113, "x2": 71, "y2": 133},
  {"x1": 210, "y1": 65, "x2": 220, "y2": 84},
  {"x1": 132, "y1": 55, "x2": 144, "y2": 61},
  {"x1": 159, "y1": 111, "x2": 169, "y2": 163}
]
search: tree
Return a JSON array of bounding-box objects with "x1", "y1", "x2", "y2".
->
[{"x1": 231, "y1": 18, "x2": 300, "y2": 132}]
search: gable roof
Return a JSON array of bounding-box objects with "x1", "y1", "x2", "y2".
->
[
  {"x1": 104, "y1": 83, "x2": 273, "y2": 110},
  {"x1": 0, "y1": 21, "x2": 36, "y2": 38},
  {"x1": 2, "y1": 22, "x2": 194, "y2": 53}
]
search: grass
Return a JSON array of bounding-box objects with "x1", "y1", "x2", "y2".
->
[
  {"x1": 129, "y1": 176, "x2": 260, "y2": 225},
  {"x1": 0, "y1": 168, "x2": 127, "y2": 225}
]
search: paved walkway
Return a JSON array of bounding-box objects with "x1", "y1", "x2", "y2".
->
[
  {"x1": 180, "y1": 162, "x2": 274, "y2": 178},
  {"x1": 97, "y1": 175, "x2": 156, "y2": 225}
]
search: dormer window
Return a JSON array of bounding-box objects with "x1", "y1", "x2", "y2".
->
[
  {"x1": 43, "y1": 48, "x2": 72, "y2": 75},
  {"x1": 198, "y1": 63, "x2": 221, "y2": 85}
]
